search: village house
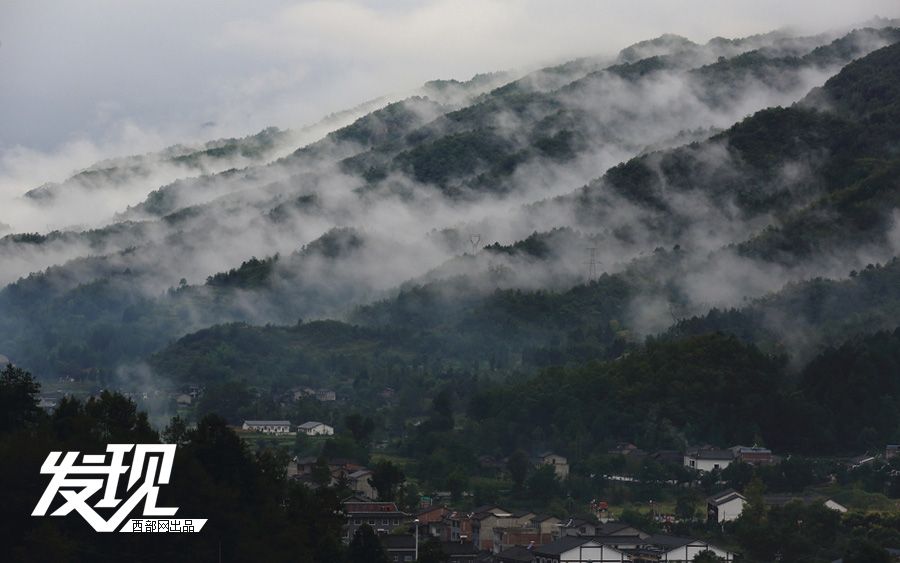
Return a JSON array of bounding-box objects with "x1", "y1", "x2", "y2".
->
[
  {"x1": 524, "y1": 533, "x2": 736, "y2": 563},
  {"x1": 36, "y1": 391, "x2": 68, "y2": 412},
  {"x1": 636, "y1": 535, "x2": 736, "y2": 562},
  {"x1": 489, "y1": 510, "x2": 544, "y2": 554},
  {"x1": 495, "y1": 545, "x2": 537, "y2": 563},
  {"x1": 316, "y1": 388, "x2": 336, "y2": 401},
  {"x1": 298, "y1": 421, "x2": 334, "y2": 436},
  {"x1": 381, "y1": 536, "x2": 481, "y2": 563},
  {"x1": 288, "y1": 456, "x2": 318, "y2": 476},
  {"x1": 241, "y1": 420, "x2": 291, "y2": 434},
  {"x1": 471, "y1": 506, "x2": 514, "y2": 551},
  {"x1": 347, "y1": 469, "x2": 377, "y2": 499},
  {"x1": 286, "y1": 456, "x2": 339, "y2": 487},
  {"x1": 536, "y1": 452, "x2": 569, "y2": 479},
  {"x1": 764, "y1": 494, "x2": 848, "y2": 513},
  {"x1": 650, "y1": 450, "x2": 684, "y2": 465},
  {"x1": 846, "y1": 452, "x2": 876, "y2": 469},
  {"x1": 342, "y1": 494, "x2": 409, "y2": 540},
  {"x1": 529, "y1": 536, "x2": 630, "y2": 563},
  {"x1": 493, "y1": 526, "x2": 541, "y2": 556},
  {"x1": 380, "y1": 535, "x2": 416, "y2": 563},
  {"x1": 286, "y1": 386, "x2": 316, "y2": 402},
  {"x1": 555, "y1": 519, "x2": 649, "y2": 542},
  {"x1": 705, "y1": 490, "x2": 846, "y2": 523},
  {"x1": 185, "y1": 383, "x2": 204, "y2": 399},
  {"x1": 683, "y1": 447, "x2": 734, "y2": 472},
  {"x1": 286, "y1": 457, "x2": 299, "y2": 479},
  {"x1": 595, "y1": 521, "x2": 650, "y2": 539},
  {"x1": 609, "y1": 442, "x2": 640, "y2": 455},
  {"x1": 444, "y1": 509, "x2": 476, "y2": 543},
  {"x1": 733, "y1": 446, "x2": 776, "y2": 465},
  {"x1": 531, "y1": 514, "x2": 562, "y2": 545},
  {"x1": 416, "y1": 504, "x2": 451, "y2": 523},
  {"x1": 330, "y1": 459, "x2": 366, "y2": 481},
  {"x1": 555, "y1": 518, "x2": 599, "y2": 538},
  {"x1": 440, "y1": 541, "x2": 482, "y2": 563},
  {"x1": 414, "y1": 505, "x2": 451, "y2": 539},
  {"x1": 706, "y1": 489, "x2": 747, "y2": 523}
]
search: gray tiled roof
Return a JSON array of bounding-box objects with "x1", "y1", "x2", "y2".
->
[
  {"x1": 495, "y1": 545, "x2": 535, "y2": 562},
  {"x1": 531, "y1": 536, "x2": 596, "y2": 556},
  {"x1": 643, "y1": 534, "x2": 697, "y2": 548}
]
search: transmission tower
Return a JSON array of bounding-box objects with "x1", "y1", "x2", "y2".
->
[
  {"x1": 585, "y1": 247, "x2": 600, "y2": 280},
  {"x1": 468, "y1": 233, "x2": 482, "y2": 254}
]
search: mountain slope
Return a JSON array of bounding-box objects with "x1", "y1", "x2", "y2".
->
[{"x1": 1, "y1": 23, "x2": 900, "y2": 385}]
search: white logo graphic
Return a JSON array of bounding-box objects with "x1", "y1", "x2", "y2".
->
[{"x1": 32, "y1": 444, "x2": 206, "y2": 533}]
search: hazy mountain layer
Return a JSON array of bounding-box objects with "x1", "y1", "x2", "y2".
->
[{"x1": 1, "y1": 22, "x2": 900, "y2": 385}]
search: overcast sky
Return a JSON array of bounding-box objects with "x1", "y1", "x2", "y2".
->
[{"x1": 1, "y1": 0, "x2": 898, "y2": 192}]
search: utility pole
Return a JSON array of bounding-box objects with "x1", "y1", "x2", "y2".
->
[{"x1": 414, "y1": 518, "x2": 420, "y2": 561}]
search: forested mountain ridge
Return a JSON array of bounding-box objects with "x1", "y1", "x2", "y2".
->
[{"x1": 1, "y1": 22, "x2": 900, "y2": 447}]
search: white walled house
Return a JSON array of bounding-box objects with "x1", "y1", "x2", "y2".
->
[
  {"x1": 347, "y1": 469, "x2": 377, "y2": 499},
  {"x1": 537, "y1": 451, "x2": 570, "y2": 479},
  {"x1": 706, "y1": 491, "x2": 846, "y2": 524},
  {"x1": 298, "y1": 421, "x2": 334, "y2": 436},
  {"x1": 531, "y1": 537, "x2": 629, "y2": 563},
  {"x1": 684, "y1": 448, "x2": 734, "y2": 472},
  {"x1": 242, "y1": 420, "x2": 291, "y2": 434},
  {"x1": 706, "y1": 489, "x2": 747, "y2": 523},
  {"x1": 645, "y1": 535, "x2": 736, "y2": 561},
  {"x1": 764, "y1": 494, "x2": 848, "y2": 513}
]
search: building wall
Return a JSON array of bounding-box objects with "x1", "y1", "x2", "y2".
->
[
  {"x1": 303, "y1": 424, "x2": 334, "y2": 435},
  {"x1": 345, "y1": 511, "x2": 407, "y2": 540},
  {"x1": 492, "y1": 528, "x2": 539, "y2": 554},
  {"x1": 659, "y1": 544, "x2": 733, "y2": 561},
  {"x1": 533, "y1": 544, "x2": 627, "y2": 563},
  {"x1": 712, "y1": 499, "x2": 745, "y2": 522},
  {"x1": 684, "y1": 455, "x2": 732, "y2": 472},
  {"x1": 541, "y1": 455, "x2": 570, "y2": 479},
  {"x1": 244, "y1": 422, "x2": 291, "y2": 434}
]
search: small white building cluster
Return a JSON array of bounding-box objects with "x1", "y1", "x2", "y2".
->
[
  {"x1": 706, "y1": 489, "x2": 848, "y2": 523},
  {"x1": 683, "y1": 445, "x2": 777, "y2": 472},
  {"x1": 240, "y1": 420, "x2": 336, "y2": 436},
  {"x1": 298, "y1": 421, "x2": 334, "y2": 436},
  {"x1": 241, "y1": 420, "x2": 292, "y2": 434}
]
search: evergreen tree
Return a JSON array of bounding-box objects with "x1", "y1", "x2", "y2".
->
[
  {"x1": 416, "y1": 537, "x2": 451, "y2": 563},
  {"x1": 507, "y1": 449, "x2": 530, "y2": 491},
  {"x1": 347, "y1": 523, "x2": 391, "y2": 563},
  {"x1": 0, "y1": 364, "x2": 42, "y2": 433},
  {"x1": 369, "y1": 460, "x2": 405, "y2": 502}
]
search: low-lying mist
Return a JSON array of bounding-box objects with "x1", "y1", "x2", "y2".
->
[{"x1": 2, "y1": 22, "x2": 899, "y2": 380}]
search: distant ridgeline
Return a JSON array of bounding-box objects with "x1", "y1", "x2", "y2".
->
[{"x1": 0, "y1": 25, "x2": 899, "y2": 458}]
